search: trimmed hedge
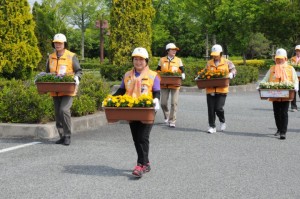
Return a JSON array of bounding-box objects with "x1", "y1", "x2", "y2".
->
[{"x1": 0, "y1": 73, "x2": 110, "y2": 123}]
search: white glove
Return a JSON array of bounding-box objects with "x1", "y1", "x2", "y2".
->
[
  {"x1": 74, "y1": 76, "x2": 80, "y2": 85},
  {"x1": 228, "y1": 73, "x2": 234, "y2": 79},
  {"x1": 181, "y1": 73, "x2": 185, "y2": 80},
  {"x1": 153, "y1": 98, "x2": 160, "y2": 111}
]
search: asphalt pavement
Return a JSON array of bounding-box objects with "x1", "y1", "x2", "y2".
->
[{"x1": 1, "y1": 90, "x2": 300, "y2": 199}]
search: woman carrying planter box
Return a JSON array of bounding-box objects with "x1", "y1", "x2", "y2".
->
[
  {"x1": 156, "y1": 43, "x2": 185, "y2": 128},
  {"x1": 113, "y1": 47, "x2": 160, "y2": 178},
  {"x1": 260, "y1": 48, "x2": 299, "y2": 140},
  {"x1": 46, "y1": 33, "x2": 83, "y2": 146},
  {"x1": 205, "y1": 44, "x2": 236, "y2": 134}
]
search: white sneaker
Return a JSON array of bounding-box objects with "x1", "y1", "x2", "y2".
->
[
  {"x1": 169, "y1": 123, "x2": 175, "y2": 128},
  {"x1": 208, "y1": 127, "x2": 216, "y2": 134},
  {"x1": 220, "y1": 122, "x2": 226, "y2": 131},
  {"x1": 164, "y1": 118, "x2": 169, "y2": 124}
]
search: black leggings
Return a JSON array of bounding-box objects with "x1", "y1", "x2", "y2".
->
[{"x1": 206, "y1": 94, "x2": 227, "y2": 128}]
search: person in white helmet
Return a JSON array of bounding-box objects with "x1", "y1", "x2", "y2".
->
[
  {"x1": 289, "y1": 45, "x2": 300, "y2": 112},
  {"x1": 113, "y1": 47, "x2": 160, "y2": 178},
  {"x1": 46, "y1": 33, "x2": 82, "y2": 145},
  {"x1": 156, "y1": 43, "x2": 185, "y2": 128},
  {"x1": 260, "y1": 48, "x2": 299, "y2": 140},
  {"x1": 205, "y1": 44, "x2": 236, "y2": 134}
]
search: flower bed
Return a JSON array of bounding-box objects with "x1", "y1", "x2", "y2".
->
[
  {"x1": 258, "y1": 82, "x2": 295, "y2": 101},
  {"x1": 34, "y1": 72, "x2": 76, "y2": 94},
  {"x1": 102, "y1": 94, "x2": 155, "y2": 123},
  {"x1": 195, "y1": 68, "x2": 229, "y2": 89}
]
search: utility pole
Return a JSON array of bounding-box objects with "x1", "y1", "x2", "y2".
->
[{"x1": 96, "y1": 15, "x2": 108, "y2": 64}]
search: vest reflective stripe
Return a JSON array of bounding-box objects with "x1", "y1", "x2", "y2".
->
[
  {"x1": 268, "y1": 65, "x2": 294, "y2": 102},
  {"x1": 48, "y1": 50, "x2": 76, "y2": 96},
  {"x1": 123, "y1": 69, "x2": 157, "y2": 97},
  {"x1": 160, "y1": 56, "x2": 181, "y2": 89},
  {"x1": 206, "y1": 58, "x2": 230, "y2": 94}
]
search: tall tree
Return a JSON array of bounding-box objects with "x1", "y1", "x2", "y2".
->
[
  {"x1": 110, "y1": 0, "x2": 155, "y2": 66},
  {"x1": 32, "y1": 0, "x2": 68, "y2": 70},
  {"x1": 64, "y1": 0, "x2": 106, "y2": 60},
  {"x1": 0, "y1": 0, "x2": 41, "y2": 79}
]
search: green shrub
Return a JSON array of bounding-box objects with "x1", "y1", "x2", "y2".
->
[
  {"x1": 100, "y1": 64, "x2": 131, "y2": 81},
  {"x1": 230, "y1": 65, "x2": 259, "y2": 85},
  {"x1": 0, "y1": 80, "x2": 54, "y2": 123},
  {"x1": 72, "y1": 95, "x2": 96, "y2": 116},
  {"x1": 0, "y1": 73, "x2": 110, "y2": 124},
  {"x1": 80, "y1": 63, "x2": 101, "y2": 70}
]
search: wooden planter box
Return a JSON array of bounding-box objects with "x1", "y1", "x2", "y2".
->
[
  {"x1": 160, "y1": 76, "x2": 182, "y2": 87},
  {"x1": 259, "y1": 89, "x2": 295, "y2": 101},
  {"x1": 36, "y1": 82, "x2": 76, "y2": 94},
  {"x1": 195, "y1": 78, "x2": 230, "y2": 89},
  {"x1": 104, "y1": 107, "x2": 155, "y2": 124}
]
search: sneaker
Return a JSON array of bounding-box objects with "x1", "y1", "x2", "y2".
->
[
  {"x1": 220, "y1": 122, "x2": 226, "y2": 131},
  {"x1": 55, "y1": 137, "x2": 65, "y2": 144},
  {"x1": 164, "y1": 118, "x2": 169, "y2": 124},
  {"x1": 274, "y1": 131, "x2": 280, "y2": 136},
  {"x1": 132, "y1": 164, "x2": 144, "y2": 178},
  {"x1": 291, "y1": 109, "x2": 298, "y2": 112},
  {"x1": 169, "y1": 123, "x2": 176, "y2": 128},
  {"x1": 208, "y1": 127, "x2": 216, "y2": 134},
  {"x1": 143, "y1": 163, "x2": 151, "y2": 173},
  {"x1": 280, "y1": 135, "x2": 286, "y2": 140}
]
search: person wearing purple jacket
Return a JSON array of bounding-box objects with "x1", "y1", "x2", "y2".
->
[{"x1": 113, "y1": 47, "x2": 160, "y2": 178}]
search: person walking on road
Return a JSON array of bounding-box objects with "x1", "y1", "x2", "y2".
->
[
  {"x1": 289, "y1": 45, "x2": 300, "y2": 112},
  {"x1": 46, "y1": 33, "x2": 83, "y2": 146},
  {"x1": 204, "y1": 44, "x2": 236, "y2": 134},
  {"x1": 113, "y1": 47, "x2": 160, "y2": 178},
  {"x1": 260, "y1": 48, "x2": 299, "y2": 140},
  {"x1": 156, "y1": 43, "x2": 185, "y2": 128}
]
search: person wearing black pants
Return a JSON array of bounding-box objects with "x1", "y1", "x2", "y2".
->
[
  {"x1": 129, "y1": 122, "x2": 152, "y2": 166},
  {"x1": 273, "y1": 101, "x2": 289, "y2": 139},
  {"x1": 112, "y1": 47, "x2": 160, "y2": 178},
  {"x1": 206, "y1": 94, "x2": 227, "y2": 129},
  {"x1": 260, "y1": 48, "x2": 299, "y2": 140}
]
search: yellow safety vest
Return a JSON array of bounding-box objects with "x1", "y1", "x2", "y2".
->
[
  {"x1": 206, "y1": 58, "x2": 230, "y2": 94},
  {"x1": 159, "y1": 56, "x2": 182, "y2": 89},
  {"x1": 268, "y1": 65, "x2": 294, "y2": 102},
  {"x1": 123, "y1": 69, "x2": 157, "y2": 97},
  {"x1": 48, "y1": 50, "x2": 76, "y2": 97}
]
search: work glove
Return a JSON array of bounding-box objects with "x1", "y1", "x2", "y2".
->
[
  {"x1": 181, "y1": 73, "x2": 186, "y2": 80},
  {"x1": 153, "y1": 98, "x2": 160, "y2": 111},
  {"x1": 228, "y1": 72, "x2": 234, "y2": 79},
  {"x1": 74, "y1": 76, "x2": 80, "y2": 85}
]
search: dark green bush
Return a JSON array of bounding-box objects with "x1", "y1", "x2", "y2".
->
[
  {"x1": 0, "y1": 73, "x2": 110, "y2": 124},
  {"x1": 72, "y1": 94, "x2": 96, "y2": 116},
  {"x1": 100, "y1": 64, "x2": 131, "y2": 81},
  {"x1": 230, "y1": 65, "x2": 259, "y2": 85},
  {"x1": 80, "y1": 63, "x2": 101, "y2": 70}
]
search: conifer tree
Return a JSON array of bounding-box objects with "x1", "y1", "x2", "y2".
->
[
  {"x1": 0, "y1": 0, "x2": 41, "y2": 79},
  {"x1": 109, "y1": 0, "x2": 155, "y2": 66}
]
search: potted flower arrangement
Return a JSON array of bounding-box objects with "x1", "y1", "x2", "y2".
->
[
  {"x1": 158, "y1": 69, "x2": 182, "y2": 87},
  {"x1": 195, "y1": 68, "x2": 229, "y2": 89},
  {"x1": 102, "y1": 94, "x2": 155, "y2": 124},
  {"x1": 34, "y1": 72, "x2": 76, "y2": 94},
  {"x1": 258, "y1": 82, "x2": 295, "y2": 100}
]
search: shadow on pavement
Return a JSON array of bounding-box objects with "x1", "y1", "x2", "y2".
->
[{"x1": 63, "y1": 165, "x2": 132, "y2": 178}]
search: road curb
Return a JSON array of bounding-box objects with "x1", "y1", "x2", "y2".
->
[{"x1": 1, "y1": 84, "x2": 257, "y2": 139}]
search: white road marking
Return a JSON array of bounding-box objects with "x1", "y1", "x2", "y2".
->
[{"x1": 0, "y1": 142, "x2": 41, "y2": 153}]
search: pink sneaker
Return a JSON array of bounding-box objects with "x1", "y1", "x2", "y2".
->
[
  {"x1": 143, "y1": 162, "x2": 151, "y2": 173},
  {"x1": 132, "y1": 164, "x2": 144, "y2": 177}
]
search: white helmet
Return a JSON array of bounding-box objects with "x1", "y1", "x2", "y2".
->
[
  {"x1": 166, "y1": 43, "x2": 179, "y2": 51},
  {"x1": 132, "y1": 47, "x2": 149, "y2": 59},
  {"x1": 53, "y1": 33, "x2": 67, "y2": 43},
  {"x1": 211, "y1": 44, "x2": 223, "y2": 56},
  {"x1": 295, "y1": 45, "x2": 300, "y2": 50},
  {"x1": 275, "y1": 48, "x2": 287, "y2": 59}
]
